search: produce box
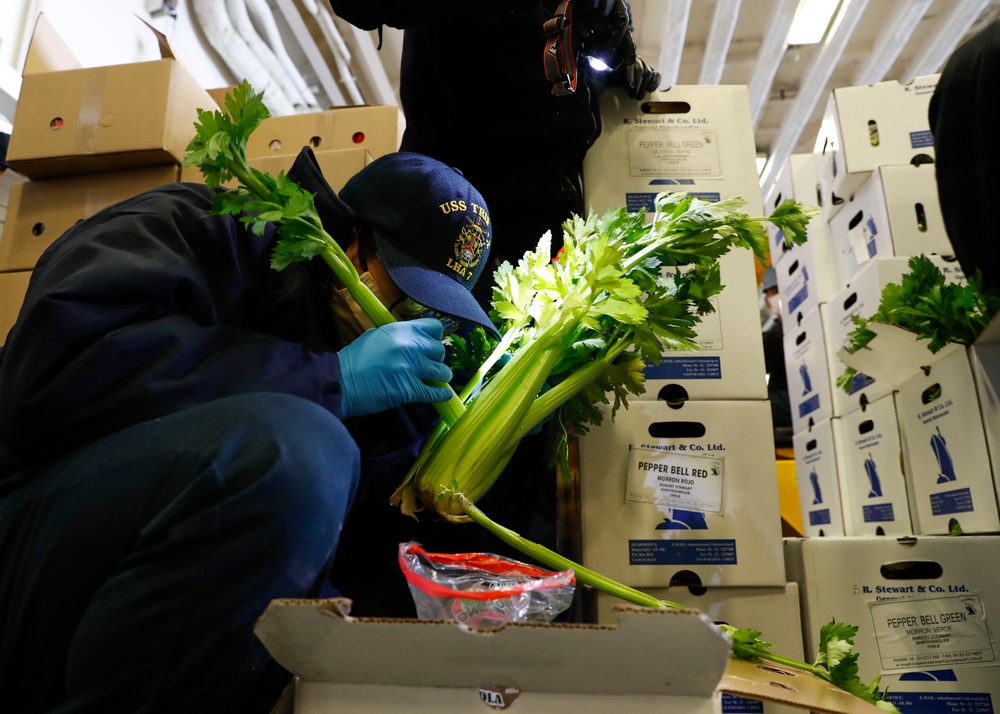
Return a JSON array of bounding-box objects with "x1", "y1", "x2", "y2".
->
[
  {"x1": 770, "y1": 155, "x2": 839, "y2": 336},
  {"x1": 180, "y1": 147, "x2": 373, "y2": 194},
  {"x1": 5, "y1": 14, "x2": 215, "y2": 179},
  {"x1": 594, "y1": 584, "x2": 805, "y2": 714},
  {"x1": 774, "y1": 218, "x2": 839, "y2": 338},
  {"x1": 792, "y1": 418, "x2": 847, "y2": 537},
  {"x1": 0, "y1": 164, "x2": 180, "y2": 272},
  {"x1": 837, "y1": 324, "x2": 1000, "y2": 535},
  {"x1": 256, "y1": 597, "x2": 878, "y2": 714},
  {"x1": 0, "y1": 270, "x2": 31, "y2": 345},
  {"x1": 784, "y1": 536, "x2": 1000, "y2": 711},
  {"x1": 969, "y1": 313, "x2": 1000, "y2": 519},
  {"x1": 763, "y1": 153, "x2": 824, "y2": 267},
  {"x1": 827, "y1": 163, "x2": 955, "y2": 286},
  {"x1": 831, "y1": 392, "x2": 913, "y2": 537},
  {"x1": 584, "y1": 86, "x2": 766, "y2": 400},
  {"x1": 814, "y1": 76, "x2": 939, "y2": 223},
  {"x1": 783, "y1": 306, "x2": 834, "y2": 436},
  {"x1": 578, "y1": 399, "x2": 785, "y2": 588},
  {"x1": 245, "y1": 105, "x2": 398, "y2": 162},
  {"x1": 824, "y1": 258, "x2": 913, "y2": 416}
]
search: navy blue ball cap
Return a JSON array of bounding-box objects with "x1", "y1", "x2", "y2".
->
[{"x1": 339, "y1": 151, "x2": 497, "y2": 337}]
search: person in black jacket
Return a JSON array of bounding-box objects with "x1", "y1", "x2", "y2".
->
[
  {"x1": 929, "y1": 18, "x2": 1000, "y2": 294},
  {"x1": 325, "y1": 0, "x2": 660, "y2": 573},
  {"x1": 0, "y1": 149, "x2": 495, "y2": 713}
]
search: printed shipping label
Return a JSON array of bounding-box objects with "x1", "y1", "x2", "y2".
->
[
  {"x1": 870, "y1": 594, "x2": 996, "y2": 672},
  {"x1": 625, "y1": 446, "x2": 725, "y2": 513},
  {"x1": 626, "y1": 127, "x2": 722, "y2": 178}
]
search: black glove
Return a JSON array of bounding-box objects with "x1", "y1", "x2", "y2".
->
[{"x1": 614, "y1": 51, "x2": 662, "y2": 100}]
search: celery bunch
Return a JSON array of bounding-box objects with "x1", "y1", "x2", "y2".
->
[{"x1": 392, "y1": 196, "x2": 816, "y2": 520}]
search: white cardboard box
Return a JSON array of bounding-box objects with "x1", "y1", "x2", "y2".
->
[
  {"x1": 783, "y1": 306, "x2": 834, "y2": 436},
  {"x1": 827, "y1": 164, "x2": 955, "y2": 286},
  {"x1": 896, "y1": 347, "x2": 1000, "y2": 535},
  {"x1": 641, "y1": 250, "x2": 767, "y2": 401},
  {"x1": 595, "y1": 584, "x2": 805, "y2": 714},
  {"x1": 969, "y1": 315, "x2": 1000, "y2": 521},
  {"x1": 836, "y1": 324, "x2": 1000, "y2": 535},
  {"x1": 792, "y1": 419, "x2": 847, "y2": 537},
  {"x1": 763, "y1": 153, "x2": 823, "y2": 266},
  {"x1": 824, "y1": 258, "x2": 912, "y2": 416},
  {"x1": 815, "y1": 76, "x2": 939, "y2": 223},
  {"x1": 784, "y1": 536, "x2": 1000, "y2": 711},
  {"x1": 827, "y1": 257, "x2": 966, "y2": 416},
  {"x1": 256, "y1": 598, "x2": 877, "y2": 714},
  {"x1": 585, "y1": 86, "x2": 766, "y2": 400},
  {"x1": 774, "y1": 218, "x2": 839, "y2": 337},
  {"x1": 832, "y1": 393, "x2": 914, "y2": 537},
  {"x1": 578, "y1": 399, "x2": 785, "y2": 588}
]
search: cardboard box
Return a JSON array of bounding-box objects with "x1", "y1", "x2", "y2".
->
[
  {"x1": 245, "y1": 106, "x2": 399, "y2": 162},
  {"x1": 0, "y1": 270, "x2": 31, "y2": 345},
  {"x1": 640, "y1": 250, "x2": 767, "y2": 401},
  {"x1": 255, "y1": 597, "x2": 878, "y2": 714},
  {"x1": 827, "y1": 164, "x2": 955, "y2": 286},
  {"x1": 769, "y1": 154, "x2": 839, "y2": 334},
  {"x1": 593, "y1": 585, "x2": 803, "y2": 659},
  {"x1": 824, "y1": 258, "x2": 912, "y2": 416},
  {"x1": 6, "y1": 14, "x2": 216, "y2": 179},
  {"x1": 784, "y1": 536, "x2": 1000, "y2": 710},
  {"x1": 815, "y1": 76, "x2": 939, "y2": 222},
  {"x1": 832, "y1": 393, "x2": 913, "y2": 537},
  {"x1": 792, "y1": 418, "x2": 847, "y2": 537},
  {"x1": 837, "y1": 323, "x2": 1000, "y2": 535},
  {"x1": 595, "y1": 584, "x2": 805, "y2": 714},
  {"x1": 578, "y1": 399, "x2": 785, "y2": 588},
  {"x1": 783, "y1": 307, "x2": 834, "y2": 436},
  {"x1": 0, "y1": 164, "x2": 180, "y2": 272},
  {"x1": 763, "y1": 153, "x2": 822, "y2": 265},
  {"x1": 584, "y1": 87, "x2": 767, "y2": 400},
  {"x1": 180, "y1": 147, "x2": 373, "y2": 194},
  {"x1": 774, "y1": 219, "x2": 839, "y2": 337},
  {"x1": 969, "y1": 315, "x2": 1000, "y2": 525}
]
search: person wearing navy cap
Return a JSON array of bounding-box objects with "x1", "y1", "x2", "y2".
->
[{"x1": 0, "y1": 147, "x2": 495, "y2": 712}]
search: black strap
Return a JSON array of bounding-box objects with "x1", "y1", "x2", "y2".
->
[{"x1": 542, "y1": 0, "x2": 577, "y2": 95}]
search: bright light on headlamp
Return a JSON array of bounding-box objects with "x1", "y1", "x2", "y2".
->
[{"x1": 586, "y1": 55, "x2": 612, "y2": 72}]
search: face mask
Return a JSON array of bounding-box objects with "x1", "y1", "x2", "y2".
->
[
  {"x1": 329, "y1": 272, "x2": 392, "y2": 344},
  {"x1": 389, "y1": 297, "x2": 460, "y2": 337}
]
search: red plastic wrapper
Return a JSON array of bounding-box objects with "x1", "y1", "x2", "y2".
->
[{"x1": 398, "y1": 541, "x2": 576, "y2": 629}]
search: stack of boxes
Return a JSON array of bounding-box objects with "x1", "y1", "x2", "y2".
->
[
  {"x1": 775, "y1": 77, "x2": 1000, "y2": 708},
  {"x1": 578, "y1": 87, "x2": 803, "y2": 714},
  {"x1": 763, "y1": 75, "x2": 984, "y2": 539},
  {"x1": 0, "y1": 14, "x2": 398, "y2": 347}
]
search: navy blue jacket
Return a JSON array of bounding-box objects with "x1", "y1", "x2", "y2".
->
[{"x1": 0, "y1": 148, "x2": 433, "y2": 498}]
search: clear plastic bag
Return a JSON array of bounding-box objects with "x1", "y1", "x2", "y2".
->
[{"x1": 398, "y1": 541, "x2": 576, "y2": 630}]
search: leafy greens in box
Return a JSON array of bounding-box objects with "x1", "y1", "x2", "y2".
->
[
  {"x1": 184, "y1": 81, "x2": 898, "y2": 712},
  {"x1": 837, "y1": 254, "x2": 1000, "y2": 391}
]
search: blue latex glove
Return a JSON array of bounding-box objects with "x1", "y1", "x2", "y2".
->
[{"x1": 339, "y1": 318, "x2": 454, "y2": 418}]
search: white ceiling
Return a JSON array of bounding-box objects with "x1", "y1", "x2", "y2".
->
[{"x1": 626, "y1": 0, "x2": 1000, "y2": 192}]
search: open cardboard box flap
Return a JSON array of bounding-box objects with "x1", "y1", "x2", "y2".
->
[
  {"x1": 21, "y1": 13, "x2": 179, "y2": 76},
  {"x1": 255, "y1": 598, "x2": 880, "y2": 713},
  {"x1": 836, "y1": 322, "x2": 964, "y2": 388}
]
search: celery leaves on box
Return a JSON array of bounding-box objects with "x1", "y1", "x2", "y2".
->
[{"x1": 837, "y1": 254, "x2": 1000, "y2": 392}]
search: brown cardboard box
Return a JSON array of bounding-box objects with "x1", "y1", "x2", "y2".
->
[
  {"x1": 246, "y1": 106, "x2": 399, "y2": 161},
  {"x1": 180, "y1": 147, "x2": 372, "y2": 194},
  {"x1": 0, "y1": 270, "x2": 31, "y2": 344},
  {"x1": 256, "y1": 598, "x2": 880, "y2": 714},
  {"x1": 0, "y1": 164, "x2": 180, "y2": 271},
  {"x1": 5, "y1": 14, "x2": 216, "y2": 179}
]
